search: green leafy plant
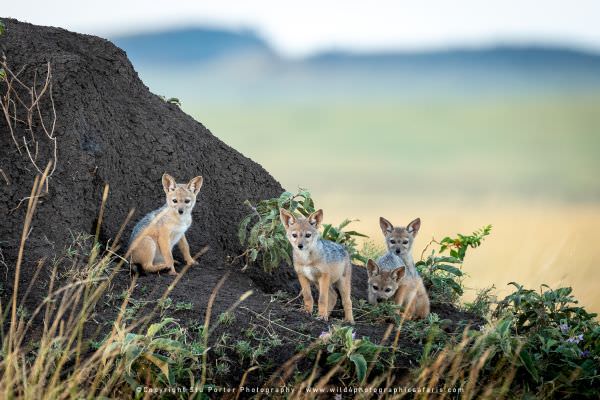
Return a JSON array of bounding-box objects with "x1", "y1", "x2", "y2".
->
[
  {"x1": 464, "y1": 285, "x2": 497, "y2": 318},
  {"x1": 493, "y1": 283, "x2": 599, "y2": 397},
  {"x1": 102, "y1": 318, "x2": 199, "y2": 388},
  {"x1": 217, "y1": 311, "x2": 236, "y2": 326},
  {"x1": 175, "y1": 301, "x2": 193, "y2": 312},
  {"x1": 439, "y1": 224, "x2": 492, "y2": 261},
  {"x1": 417, "y1": 254, "x2": 465, "y2": 302},
  {"x1": 318, "y1": 326, "x2": 384, "y2": 383},
  {"x1": 238, "y1": 190, "x2": 368, "y2": 272},
  {"x1": 417, "y1": 225, "x2": 492, "y2": 303},
  {"x1": 420, "y1": 283, "x2": 600, "y2": 399}
]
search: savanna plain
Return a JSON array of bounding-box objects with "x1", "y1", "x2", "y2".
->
[{"x1": 191, "y1": 96, "x2": 600, "y2": 313}]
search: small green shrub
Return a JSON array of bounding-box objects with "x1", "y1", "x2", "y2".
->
[
  {"x1": 493, "y1": 283, "x2": 599, "y2": 397},
  {"x1": 316, "y1": 326, "x2": 384, "y2": 383},
  {"x1": 217, "y1": 311, "x2": 236, "y2": 326},
  {"x1": 102, "y1": 318, "x2": 199, "y2": 389},
  {"x1": 238, "y1": 190, "x2": 367, "y2": 272},
  {"x1": 175, "y1": 301, "x2": 193, "y2": 312},
  {"x1": 439, "y1": 224, "x2": 492, "y2": 261},
  {"x1": 464, "y1": 285, "x2": 497, "y2": 318},
  {"x1": 420, "y1": 283, "x2": 600, "y2": 399},
  {"x1": 418, "y1": 225, "x2": 492, "y2": 303}
]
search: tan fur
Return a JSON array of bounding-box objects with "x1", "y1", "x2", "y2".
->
[
  {"x1": 280, "y1": 209, "x2": 354, "y2": 323},
  {"x1": 129, "y1": 173, "x2": 203, "y2": 276},
  {"x1": 367, "y1": 259, "x2": 430, "y2": 319},
  {"x1": 394, "y1": 275, "x2": 430, "y2": 319},
  {"x1": 379, "y1": 216, "x2": 421, "y2": 257}
]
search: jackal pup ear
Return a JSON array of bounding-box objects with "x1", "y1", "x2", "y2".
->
[
  {"x1": 279, "y1": 209, "x2": 296, "y2": 229},
  {"x1": 187, "y1": 176, "x2": 203, "y2": 195},
  {"x1": 366, "y1": 259, "x2": 380, "y2": 277},
  {"x1": 379, "y1": 217, "x2": 394, "y2": 235},
  {"x1": 162, "y1": 173, "x2": 177, "y2": 193},
  {"x1": 391, "y1": 266, "x2": 405, "y2": 281},
  {"x1": 308, "y1": 209, "x2": 323, "y2": 227},
  {"x1": 407, "y1": 218, "x2": 421, "y2": 236}
]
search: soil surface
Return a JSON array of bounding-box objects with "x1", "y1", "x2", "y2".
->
[{"x1": 0, "y1": 18, "x2": 481, "y2": 390}]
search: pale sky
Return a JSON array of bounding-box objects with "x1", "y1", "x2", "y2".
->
[{"x1": 4, "y1": 0, "x2": 600, "y2": 57}]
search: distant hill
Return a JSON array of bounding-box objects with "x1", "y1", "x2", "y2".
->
[
  {"x1": 309, "y1": 46, "x2": 600, "y2": 69},
  {"x1": 111, "y1": 27, "x2": 600, "y2": 102},
  {"x1": 112, "y1": 27, "x2": 274, "y2": 64}
]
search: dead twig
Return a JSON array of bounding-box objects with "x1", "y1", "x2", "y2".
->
[{"x1": 1, "y1": 57, "x2": 58, "y2": 188}]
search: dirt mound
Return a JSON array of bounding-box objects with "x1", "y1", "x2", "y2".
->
[
  {"x1": 0, "y1": 18, "x2": 282, "y2": 284},
  {"x1": 0, "y1": 19, "x2": 481, "y2": 388}
]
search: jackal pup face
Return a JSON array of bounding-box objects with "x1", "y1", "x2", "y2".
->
[
  {"x1": 162, "y1": 173, "x2": 203, "y2": 215},
  {"x1": 279, "y1": 209, "x2": 323, "y2": 251},
  {"x1": 379, "y1": 217, "x2": 421, "y2": 256},
  {"x1": 366, "y1": 259, "x2": 405, "y2": 302}
]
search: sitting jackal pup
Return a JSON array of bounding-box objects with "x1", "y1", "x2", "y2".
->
[
  {"x1": 128, "y1": 173, "x2": 203, "y2": 276},
  {"x1": 280, "y1": 209, "x2": 354, "y2": 323},
  {"x1": 370, "y1": 217, "x2": 430, "y2": 319}
]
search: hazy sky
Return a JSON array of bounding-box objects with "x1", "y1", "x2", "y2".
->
[{"x1": 5, "y1": 0, "x2": 600, "y2": 56}]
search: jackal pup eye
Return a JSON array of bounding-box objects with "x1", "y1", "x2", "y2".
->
[
  {"x1": 173, "y1": 199, "x2": 178, "y2": 203},
  {"x1": 390, "y1": 239, "x2": 396, "y2": 244},
  {"x1": 384, "y1": 288, "x2": 392, "y2": 293},
  {"x1": 402, "y1": 239, "x2": 409, "y2": 245},
  {"x1": 372, "y1": 285, "x2": 379, "y2": 291},
  {"x1": 292, "y1": 233, "x2": 297, "y2": 238},
  {"x1": 185, "y1": 199, "x2": 191, "y2": 204},
  {"x1": 305, "y1": 233, "x2": 311, "y2": 238}
]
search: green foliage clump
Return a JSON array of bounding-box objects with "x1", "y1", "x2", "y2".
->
[
  {"x1": 417, "y1": 225, "x2": 492, "y2": 303},
  {"x1": 238, "y1": 190, "x2": 367, "y2": 272},
  {"x1": 439, "y1": 224, "x2": 492, "y2": 261},
  {"x1": 103, "y1": 318, "x2": 201, "y2": 389},
  {"x1": 316, "y1": 326, "x2": 384, "y2": 383},
  {"x1": 493, "y1": 283, "x2": 600, "y2": 397},
  {"x1": 413, "y1": 282, "x2": 599, "y2": 399}
]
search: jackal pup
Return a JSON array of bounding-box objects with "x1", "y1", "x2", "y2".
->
[
  {"x1": 128, "y1": 173, "x2": 203, "y2": 276},
  {"x1": 280, "y1": 209, "x2": 354, "y2": 323},
  {"x1": 370, "y1": 217, "x2": 430, "y2": 319}
]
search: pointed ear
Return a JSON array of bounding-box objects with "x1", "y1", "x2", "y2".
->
[
  {"x1": 308, "y1": 209, "x2": 323, "y2": 227},
  {"x1": 407, "y1": 218, "x2": 421, "y2": 237},
  {"x1": 162, "y1": 173, "x2": 176, "y2": 193},
  {"x1": 379, "y1": 217, "x2": 393, "y2": 235},
  {"x1": 366, "y1": 259, "x2": 380, "y2": 277},
  {"x1": 279, "y1": 209, "x2": 296, "y2": 229},
  {"x1": 391, "y1": 266, "x2": 406, "y2": 282},
  {"x1": 187, "y1": 176, "x2": 203, "y2": 195}
]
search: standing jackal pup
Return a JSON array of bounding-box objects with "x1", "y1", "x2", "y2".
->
[
  {"x1": 128, "y1": 173, "x2": 203, "y2": 276},
  {"x1": 372, "y1": 217, "x2": 430, "y2": 319},
  {"x1": 280, "y1": 209, "x2": 354, "y2": 323}
]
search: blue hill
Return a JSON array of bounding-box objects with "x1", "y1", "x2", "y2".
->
[
  {"x1": 111, "y1": 27, "x2": 600, "y2": 102},
  {"x1": 112, "y1": 27, "x2": 274, "y2": 64}
]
